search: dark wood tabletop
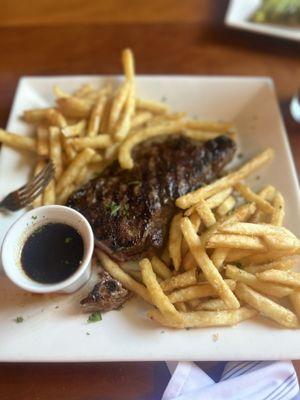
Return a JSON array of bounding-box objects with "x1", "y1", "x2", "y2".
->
[{"x1": 0, "y1": 1, "x2": 299, "y2": 399}]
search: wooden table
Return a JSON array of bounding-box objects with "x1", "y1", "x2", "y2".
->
[{"x1": 0, "y1": 1, "x2": 299, "y2": 398}]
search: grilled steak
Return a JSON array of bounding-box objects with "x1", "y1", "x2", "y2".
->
[
  {"x1": 68, "y1": 134, "x2": 236, "y2": 261},
  {"x1": 81, "y1": 270, "x2": 131, "y2": 312}
]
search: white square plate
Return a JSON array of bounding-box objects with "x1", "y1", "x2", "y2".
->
[
  {"x1": 225, "y1": 0, "x2": 300, "y2": 42},
  {"x1": 0, "y1": 76, "x2": 299, "y2": 362}
]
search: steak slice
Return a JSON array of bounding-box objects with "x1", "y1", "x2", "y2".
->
[
  {"x1": 67, "y1": 134, "x2": 236, "y2": 261},
  {"x1": 81, "y1": 270, "x2": 131, "y2": 312}
]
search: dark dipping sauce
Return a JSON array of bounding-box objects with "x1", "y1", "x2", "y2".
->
[{"x1": 21, "y1": 223, "x2": 84, "y2": 284}]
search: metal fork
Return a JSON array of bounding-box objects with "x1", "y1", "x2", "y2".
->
[{"x1": 0, "y1": 160, "x2": 55, "y2": 211}]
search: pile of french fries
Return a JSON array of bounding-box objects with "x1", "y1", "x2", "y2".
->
[
  {"x1": 0, "y1": 48, "x2": 234, "y2": 207},
  {"x1": 97, "y1": 149, "x2": 300, "y2": 329}
]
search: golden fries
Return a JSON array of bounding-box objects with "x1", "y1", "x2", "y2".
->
[
  {"x1": 56, "y1": 148, "x2": 95, "y2": 194},
  {"x1": 290, "y1": 292, "x2": 300, "y2": 320},
  {"x1": 56, "y1": 96, "x2": 91, "y2": 118},
  {"x1": 244, "y1": 259, "x2": 295, "y2": 274},
  {"x1": 235, "y1": 282, "x2": 298, "y2": 328},
  {"x1": 271, "y1": 192, "x2": 285, "y2": 226},
  {"x1": 68, "y1": 135, "x2": 112, "y2": 151},
  {"x1": 196, "y1": 298, "x2": 229, "y2": 311},
  {"x1": 43, "y1": 179, "x2": 55, "y2": 205},
  {"x1": 0, "y1": 129, "x2": 36, "y2": 152},
  {"x1": 160, "y1": 269, "x2": 197, "y2": 293},
  {"x1": 168, "y1": 213, "x2": 183, "y2": 271},
  {"x1": 49, "y1": 127, "x2": 63, "y2": 179},
  {"x1": 118, "y1": 121, "x2": 184, "y2": 169},
  {"x1": 151, "y1": 256, "x2": 172, "y2": 280},
  {"x1": 176, "y1": 148, "x2": 274, "y2": 208},
  {"x1": 136, "y1": 98, "x2": 170, "y2": 114},
  {"x1": 148, "y1": 307, "x2": 256, "y2": 329},
  {"x1": 216, "y1": 195, "x2": 236, "y2": 217},
  {"x1": 225, "y1": 264, "x2": 293, "y2": 298},
  {"x1": 185, "y1": 120, "x2": 232, "y2": 132},
  {"x1": 108, "y1": 82, "x2": 131, "y2": 131},
  {"x1": 235, "y1": 183, "x2": 274, "y2": 214},
  {"x1": 256, "y1": 269, "x2": 300, "y2": 288},
  {"x1": 140, "y1": 258, "x2": 182, "y2": 322},
  {"x1": 96, "y1": 250, "x2": 151, "y2": 303},
  {"x1": 87, "y1": 95, "x2": 107, "y2": 137},
  {"x1": 206, "y1": 234, "x2": 266, "y2": 251},
  {"x1": 195, "y1": 197, "x2": 216, "y2": 227},
  {"x1": 181, "y1": 217, "x2": 240, "y2": 309},
  {"x1": 168, "y1": 280, "x2": 236, "y2": 303},
  {"x1": 122, "y1": 48, "x2": 135, "y2": 82}
]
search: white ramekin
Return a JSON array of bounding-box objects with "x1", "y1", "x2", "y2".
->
[{"x1": 1, "y1": 205, "x2": 94, "y2": 293}]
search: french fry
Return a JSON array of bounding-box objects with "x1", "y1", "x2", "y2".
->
[
  {"x1": 235, "y1": 183, "x2": 274, "y2": 214},
  {"x1": 147, "y1": 307, "x2": 256, "y2": 329},
  {"x1": 225, "y1": 249, "x2": 254, "y2": 263},
  {"x1": 185, "y1": 120, "x2": 232, "y2": 132},
  {"x1": 240, "y1": 249, "x2": 300, "y2": 266},
  {"x1": 0, "y1": 129, "x2": 36, "y2": 152},
  {"x1": 168, "y1": 279, "x2": 236, "y2": 303},
  {"x1": 43, "y1": 179, "x2": 55, "y2": 205},
  {"x1": 140, "y1": 258, "x2": 182, "y2": 322},
  {"x1": 62, "y1": 136, "x2": 77, "y2": 162},
  {"x1": 195, "y1": 198, "x2": 216, "y2": 227},
  {"x1": 182, "y1": 250, "x2": 196, "y2": 271},
  {"x1": 216, "y1": 196, "x2": 236, "y2": 217},
  {"x1": 147, "y1": 112, "x2": 186, "y2": 126},
  {"x1": 56, "y1": 96, "x2": 91, "y2": 118},
  {"x1": 271, "y1": 192, "x2": 285, "y2": 226},
  {"x1": 235, "y1": 282, "x2": 298, "y2": 328},
  {"x1": 168, "y1": 213, "x2": 183, "y2": 271},
  {"x1": 62, "y1": 120, "x2": 86, "y2": 138},
  {"x1": 181, "y1": 217, "x2": 240, "y2": 309},
  {"x1": 175, "y1": 302, "x2": 187, "y2": 312},
  {"x1": 131, "y1": 111, "x2": 153, "y2": 130},
  {"x1": 185, "y1": 188, "x2": 232, "y2": 217},
  {"x1": 118, "y1": 121, "x2": 184, "y2": 169},
  {"x1": 151, "y1": 256, "x2": 172, "y2": 280},
  {"x1": 104, "y1": 142, "x2": 119, "y2": 161},
  {"x1": 22, "y1": 108, "x2": 52, "y2": 123},
  {"x1": 256, "y1": 269, "x2": 300, "y2": 288},
  {"x1": 122, "y1": 48, "x2": 135, "y2": 82},
  {"x1": 290, "y1": 292, "x2": 300, "y2": 320},
  {"x1": 56, "y1": 184, "x2": 75, "y2": 205},
  {"x1": 46, "y1": 108, "x2": 67, "y2": 128},
  {"x1": 31, "y1": 159, "x2": 45, "y2": 208},
  {"x1": 53, "y1": 85, "x2": 70, "y2": 98},
  {"x1": 263, "y1": 234, "x2": 300, "y2": 251},
  {"x1": 196, "y1": 298, "x2": 229, "y2": 311},
  {"x1": 225, "y1": 264, "x2": 293, "y2": 297},
  {"x1": 56, "y1": 148, "x2": 95, "y2": 194},
  {"x1": 250, "y1": 185, "x2": 276, "y2": 223},
  {"x1": 73, "y1": 83, "x2": 94, "y2": 98},
  {"x1": 96, "y1": 250, "x2": 151, "y2": 303},
  {"x1": 36, "y1": 126, "x2": 49, "y2": 156},
  {"x1": 87, "y1": 95, "x2": 107, "y2": 137},
  {"x1": 108, "y1": 82, "x2": 131, "y2": 131},
  {"x1": 136, "y1": 98, "x2": 170, "y2": 114},
  {"x1": 161, "y1": 247, "x2": 171, "y2": 267},
  {"x1": 114, "y1": 85, "x2": 135, "y2": 141},
  {"x1": 176, "y1": 148, "x2": 274, "y2": 208},
  {"x1": 75, "y1": 166, "x2": 88, "y2": 186},
  {"x1": 49, "y1": 127, "x2": 63, "y2": 179},
  {"x1": 160, "y1": 269, "x2": 197, "y2": 293},
  {"x1": 206, "y1": 234, "x2": 266, "y2": 251},
  {"x1": 68, "y1": 135, "x2": 112, "y2": 151},
  {"x1": 244, "y1": 259, "x2": 295, "y2": 274},
  {"x1": 211, "y1": 248, "x2": 230, "y2": 269}
]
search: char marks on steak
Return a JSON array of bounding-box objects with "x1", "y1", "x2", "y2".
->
[{"x1": 67, "y1": 135, "x2": 236, "y2": 261}]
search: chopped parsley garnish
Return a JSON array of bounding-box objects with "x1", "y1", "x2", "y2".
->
[
  {"x1": 31, "y1": 215, "x2": 37, "y2": 220},
  {"x1": 237, "y1": 153, "x2": 244, "y2": 159},
  {"x1": 88, "y1": 311, "x2": 102, "y2": 323},
  {"x1": 86, "y1": 332, "x2": 90, "y2": 336},
  {"x1": 123, "y1": 204, "x2": 130, "y2": 217},
  {"x1": 14, "y1": 316, "x2": 24, "y2": 323},
  {"x1": 105, "y1": 201, "x2": 120, "y2": 216},
  {"x1": 161, "y1": 96, "x2": 167, "y2": 102},
  {"x1": 235, "y1": 262, "x2": 243, "y2": 269},
  {"x1": 64, "y1": 237, "x2": 73, "y2": 243}
]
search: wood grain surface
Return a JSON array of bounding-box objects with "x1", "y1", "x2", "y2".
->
[{"x1": 0, "y1": 1, "x2": 299, "y2": 399}]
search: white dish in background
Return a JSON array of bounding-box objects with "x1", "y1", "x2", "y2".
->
[
  {"x1": 225, "y1": 0, "x2": 300, "y2": 42},
  {"x1": 0, "y1": 75, "x2": 299, "y2": 362}
]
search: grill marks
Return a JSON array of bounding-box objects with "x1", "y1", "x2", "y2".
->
[{"x1": 67, "y1": 135, "x2": 236, "y2": 261}]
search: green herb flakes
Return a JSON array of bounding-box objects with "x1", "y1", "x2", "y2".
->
[
  {"x1": 64, "y1": 237, "x2": 73, "y2": 243},
  {"x1": 88, "y1": 311, "x2": 102, "y2": 323},
  {"x1": 105, "y1": 201, "x2": 120, "y2": 217},
  {"x1": 14, "y1": 316, "x2": 24, "y2": 323}
]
